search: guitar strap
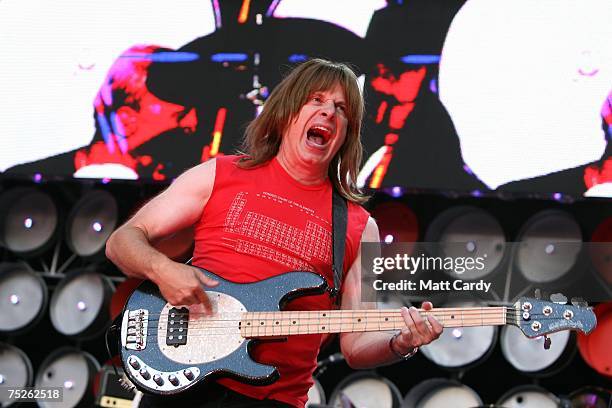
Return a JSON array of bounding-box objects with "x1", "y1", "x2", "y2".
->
[{"x1": 330, "y1": 188, "x2": 348, "y2": 303}]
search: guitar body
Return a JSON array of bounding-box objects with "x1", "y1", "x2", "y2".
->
[
  {"x1": 118, "y1": 267, "x2": 597, "y2": 397},
  {"x1": 119, "y1": 268, "x2": 327, "y2": 395}
]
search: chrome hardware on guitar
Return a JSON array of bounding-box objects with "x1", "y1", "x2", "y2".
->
[
  {"x1": 123, "y1": 354, "x2": 200, "y2": 393},
  {"x1": 121, "y1": 309, "x2": 149, "y2": 351}
]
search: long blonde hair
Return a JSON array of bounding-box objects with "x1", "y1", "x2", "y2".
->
[{"x1": 238, "y1": 59, "x2": 367, "y2": 204}]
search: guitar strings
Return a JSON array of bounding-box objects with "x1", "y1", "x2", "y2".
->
[
  {"x1": 133, "y1": 304, "x2": 585, "y2": 319},
  {"x1": 138, "y1": 307, "x2": 516, "y2": 320},
  {"x1": 140, "y1": 316, "x2": 573, "y2": 332},
  {"x1": 130, "y1": 315, "x2": 576, "y2": 336},
  {"x1": 138, "y1": 309, "x2": 572, "y2": 325},
  {"x1": 144, "y1": 314, "x2": 512, "y2": 327},
  {"x1": 136, "y1": 321, "x2": 563, "y2": 338},
  {"x1": 127, "y1": 309, "x2": 577, "y2": 338},
  {"x1": 141, "y1": 319, "x2": 508, "y2": 336},
  {"x1": 129, "y1": 306, "x2": 515, "y2": 318}
]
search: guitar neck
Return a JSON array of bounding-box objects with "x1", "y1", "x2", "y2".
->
[{"x1": 240, "y1": 307, "x2": 513, "y2": 337}]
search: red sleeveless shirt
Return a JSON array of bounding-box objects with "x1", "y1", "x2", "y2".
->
[{"x1": 191, "y1": 155, "x2": 369, "y2": 407}]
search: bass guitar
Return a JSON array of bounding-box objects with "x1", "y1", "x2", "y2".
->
[{"x1": 118, "y1": 268, "x2": 596, "y2": 395}]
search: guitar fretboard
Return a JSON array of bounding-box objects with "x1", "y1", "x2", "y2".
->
[{"x1": 239, "y1": 307, "x2": 509, "y2": 337}]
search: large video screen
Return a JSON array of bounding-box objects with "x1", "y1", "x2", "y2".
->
[{"x1": 1, "y1": 0, "x2": 610, "y2": 197}]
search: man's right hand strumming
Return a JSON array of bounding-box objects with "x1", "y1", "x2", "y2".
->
[{"x1": 151, "y1": 260, "x2": 218, "y2": 306}]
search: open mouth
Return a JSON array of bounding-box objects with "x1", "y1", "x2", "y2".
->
[{"x1": 306, "y1": 125, "x2": 333, "y2": 147}]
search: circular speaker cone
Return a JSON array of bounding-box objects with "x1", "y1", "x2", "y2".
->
[
  {"x1": 577, "y1": 302, "x2": 612, "y2": 378},
  {"x1": 420, "y1": 298, "x2": 496, "y2": 370},
  {"x1": 425, "y1": 206, "x2": 506, "y2": 279},
  {"x1": 0, "y1": 188, "x2": 58, "y2": 256},
  {"x1": 330, "y1": 372, "x2": 402, "y2": 408},
  {"x1": 589, "y1": 217, "x2": 612, "y2": 285},
  {"x1": 371, "y1": 201, "x2": 419, "y2": 244},
  {"x1": 569, "y1": 386, "x2": 611, "y2": 408},
  {"x1": 402, "y1": 378, "x2": 482, "y2": 408},
  {"x1": 421, "y1": 323, "x2": 496, "y2": 370},
  {"x1": 497, "y1": 385, "x2": 560, "y2": 408},
  {"x1": 501, "y1": 324, "x2": 574, "y2": 376},
  {"x1": 35, "y1": 348, "x2": 99, "y2": 408},
  {"x1": 306, "y1": 378, "x2": 326, "y2": 407},
  {"x1": 50, "y1": 271, "x2": 113, "y2": 339},
  {"x1": 0, "y1": 263, "x2": 47, "y2": 334},
  {"x1": 516, "y1": 210, "x2": 582, "y2": 283},
  {"x1": 66, "y1": 190, "x2": 118, "y2": 257},
  {"x1": 0, "y1": 343, "x2": 33, "y2": 407}
]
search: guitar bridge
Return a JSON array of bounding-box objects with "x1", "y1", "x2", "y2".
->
[{"x1": 121, "y1": 309, "x2": 149, "y2": 350}]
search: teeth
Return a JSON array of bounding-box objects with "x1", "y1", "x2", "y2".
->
[
  {"x1": 311, "y1": 126, "x2": 332, "y2": 136},
  {"x1": 307, "y1": 125, "x2": 332, "y2": 147}
]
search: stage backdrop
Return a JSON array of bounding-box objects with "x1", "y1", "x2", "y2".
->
[{"x1": 1, "y1": 0, "x2": 610, "y2": 197}]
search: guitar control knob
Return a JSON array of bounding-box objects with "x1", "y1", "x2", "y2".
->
[
  {"x1": 183, "y1": 369, "x2": 194, "y2": 381},
  {"x1": 153, "y1": 374, "x2": 164, "y2": 386},
  {"x1": 129, "y1": 357, "x2": 140, "y2": 370},
  {"x1": 139, "y1": 368, "x2": 151, "y2": 380},
  {"x1": 168, "y1": 374, "x2": 180, "y2": 386}
]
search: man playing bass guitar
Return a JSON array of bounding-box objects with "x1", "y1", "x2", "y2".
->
[{"x1": 106, "y1": 58, "x2": 443, "y2": 408}]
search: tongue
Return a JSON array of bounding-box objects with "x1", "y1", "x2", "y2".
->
[{"x1": 308, "y1": 135, "x2": 324, "y2": 145}]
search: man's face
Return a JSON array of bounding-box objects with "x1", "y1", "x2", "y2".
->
[{"x1": 278, "y1": 83, "x2": 349, "y2": 172}]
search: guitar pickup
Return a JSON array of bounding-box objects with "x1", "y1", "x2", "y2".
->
[{"x1": 166, "y1": 307, "x2": 189, "y2": 347}]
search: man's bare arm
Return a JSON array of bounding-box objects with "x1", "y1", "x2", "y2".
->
[
  {"x1": 151, "y1": 226, "x2": 195, "y2": 263},
  {"x1": 105, "y1": 159, "x2": 218, "y2": 305},
  {"x1": 339, "y1": 217, "x2": 443, "y2": 369}
]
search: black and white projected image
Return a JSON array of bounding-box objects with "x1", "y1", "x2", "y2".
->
[{"x1": 0, "y1": 0, "x2": 610, "y2": 197}]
